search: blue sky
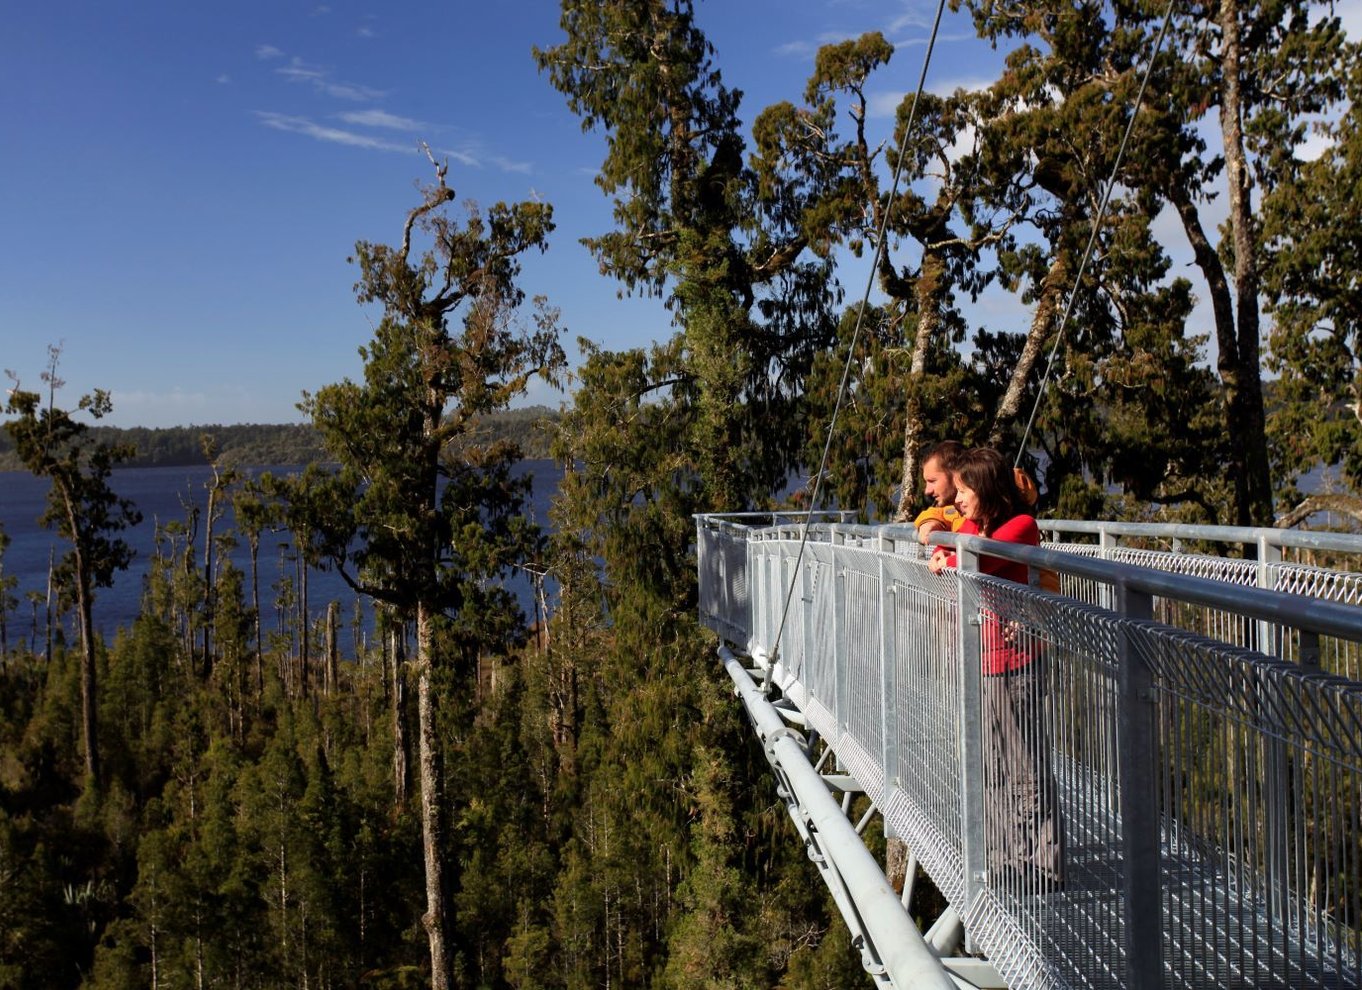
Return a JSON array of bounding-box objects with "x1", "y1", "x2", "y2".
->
[
  {"x1": 8, "y1": 2, "x2": 1354, "y2": 430},
  {"x1": 1, "y1": 0, "x2": 1009, "y2": 428}
]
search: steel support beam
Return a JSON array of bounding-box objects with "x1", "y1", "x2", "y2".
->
[{"x1": 720, "y1": 645, "x2": 956, "y2": 990}]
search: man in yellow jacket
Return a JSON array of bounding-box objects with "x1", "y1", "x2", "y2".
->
[{"x1": 914, "y1": 440, "x2": 967, "y2": 545}]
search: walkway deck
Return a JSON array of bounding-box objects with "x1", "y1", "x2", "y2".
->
[{"x1": 698, "y1": 514, "x2": 1362, "y2": 989}]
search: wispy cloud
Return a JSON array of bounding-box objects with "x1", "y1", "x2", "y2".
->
[
  {"x1": 887, "y1": 2, "x2": 936, "y2": 35},
  {"x1": 435, "y1": 146, "x2": 483, "y2": 168},
  {"x1": 432, "y1": 145, "x2": 535, "y2": 175},
  {"x1": 217, "y1": 74, "x2": 232, "y2": 85},
  {"x1": 276, "y1": 56, "x2": 385, "y2": 101},
  {"x1": 255, "y1": 44, "x2": 283, "y2": 60},
  {"x1": 773, "y1": 31, "x2": 856, "y2": 58},
  {"x1": 490, "y1": 156, "x2": 534, "y2": 175},
  {"x1": 357, "y1": 25, "x2": 375, "y2": 38},
  {"x1": 338, "y1": 109, "x2": 423, "y2": 131},
  {"x1": 257, "y1": 112, "x2": 416, "y2": 152},
  {"x1": 774, "y1": 39, "x2": 817, "y2": 57},
  {"x1": 889, "y1": 28, "x2": 978, "y2": 49}
]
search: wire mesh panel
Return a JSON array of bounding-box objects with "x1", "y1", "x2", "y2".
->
[
  {"x1": 1042, "y1": 524, "x2": 1362, "y2": 681},
  {"x1": 695, "y1": 519, "x2": 751, "y2": 644},
  {"x1": 1271, "y1": 564, "x2": 1362, "y2": 679},
  {"x1": 1135, "y1": 626, "x2": 1362, "y2": 988},
  {"x1": 883, "y1": 555, "x2": 963, "y2": 856},
  {"x1": 803, "y1": 546, "x2": 839, "y2": 715},
  {"x1": 839, "y1": 547, "x2": 884, "y2": 759},
  {"x1": 1043, "y1": 542, "x2": 1107, "y2": 604},
  {"x1": 963, "y1": 577, "x2": 1136, "y2": 989}
]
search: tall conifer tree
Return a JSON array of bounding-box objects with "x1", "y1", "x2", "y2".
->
[
  {"x1": 300, "y1": 155, "x2": 564, "y2": 990},
  {"x1": 4, "y1": 347, "x2": 142, "y2": 791}
]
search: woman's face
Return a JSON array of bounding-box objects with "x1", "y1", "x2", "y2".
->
[{"x1": 953, "y1": 474, "x2": 981, "y2": 522}]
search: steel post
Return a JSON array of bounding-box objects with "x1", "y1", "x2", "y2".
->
[{"x1": 1114, "y1": 579, "x2": 1164, "y2": 989}]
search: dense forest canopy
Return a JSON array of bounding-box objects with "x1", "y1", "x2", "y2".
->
[
  {"x1": 2, "y1": 1, "x2": 1360, "y2": 989},
  {"x1": 0, "y1": 407, "x2": 562, "y2": 471}
]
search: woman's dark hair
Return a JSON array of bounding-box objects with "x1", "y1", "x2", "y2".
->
[{"x1": 953, "y1": 447, "x2": 1022, "y2": 535}]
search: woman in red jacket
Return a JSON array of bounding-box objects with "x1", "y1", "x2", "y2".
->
[{"x1": 928, "y1": 447, "x2": 1065, "y2": 891}]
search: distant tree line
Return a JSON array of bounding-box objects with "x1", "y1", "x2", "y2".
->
[{"x1": 0, "y1": 407, "x2": 562, "y2": 471}]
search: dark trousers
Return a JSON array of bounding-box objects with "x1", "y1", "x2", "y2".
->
[{"x1": 983, "y1": 662, "x2": 1065, "y2": 882}]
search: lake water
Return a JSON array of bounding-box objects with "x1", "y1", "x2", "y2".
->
[{"x1": 0, "y1": 460, "x2": 563, "y2": 652}]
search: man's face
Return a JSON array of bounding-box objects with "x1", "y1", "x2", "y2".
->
[{"x1": 922, "y1": 456, "x2": 956, "y2": 507}]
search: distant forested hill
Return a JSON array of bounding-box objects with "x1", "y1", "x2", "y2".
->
[{"x1": 0, "y1": 405, "x2": 562, "y2": 470}]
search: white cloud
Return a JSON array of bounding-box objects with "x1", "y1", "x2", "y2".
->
[
  {"x1": 435, "y1": 146, "x2": 483, "y2": 168},
  {"x1": 276, "y1": 57, "x2": 385, "y2": 101},
  {"x1": 889, "y1": 28, "x2": 978, "y2": 50},
  {"x1": 490, "y1": 156, "x2": 534, "y2": 175},
  {"x1": 257, "y1": 112, "x2": 417, "y2": 153},
  {"x1": 324, "y1": 81, "x2": 386, "y2": 101},
  {"x1": 357, "y1": 25, "x2": 375, "y2": 39},
  {"x1": 338, "y1": 109, "x2": 423, "y2": 131},
  {"x1": 887, "y1": 0, "x2": 935, "y2": 35},
  {"x1": 773, "y1": 30, "x2": 868, "y2": 59},
  {"x1": 255, "y1": 44, "x2": 284, "y2": 60},
  {"x1": 432, "y1": 145, "x2": 535, "y2": 174},
  {"x1": 276, "y1": 58, "x2": 326, "y2": 83},
  {"x1": 216, "y1": 74, "x2": 232, "y2": 85}
]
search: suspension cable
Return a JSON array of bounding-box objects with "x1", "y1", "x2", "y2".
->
[
  {"x1": 765, "y1": 0, "x2": 950, "y2": 689},
  {"x1": 1013, "y1": 0, "x2": 1178, "y2": 469}
]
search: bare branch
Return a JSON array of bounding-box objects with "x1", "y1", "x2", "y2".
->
[
  {"x1": 1277, "y1": 494, "x2": 1362, "y2": 529},
  {"x1": 400, "y1": 144, "x2": 456, "y2": 265}
]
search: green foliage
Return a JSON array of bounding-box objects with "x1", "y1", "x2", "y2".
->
[
  {"x1": 5, "y1": 347, "x2": 143, "y2": 789},
  {"x1": 1264, "y1": 42, "x2": 1362, "y2": 498},
  {"x1": 0, "y1": 408, "x2": 563, "y2": 471}
]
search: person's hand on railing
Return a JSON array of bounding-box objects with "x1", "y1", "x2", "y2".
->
[{"x1": 928, "y1": 548, "x2": 952, "y2": 574}]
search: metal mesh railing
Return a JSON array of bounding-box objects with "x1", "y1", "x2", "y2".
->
[
  {"x1": 696, "y1": 514, "x2": 1362, "y2": 990},
  {"x1": 1041, "y1": 524, "x2": 1362, "y2": 682}
]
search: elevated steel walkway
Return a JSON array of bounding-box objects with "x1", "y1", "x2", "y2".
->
[{"x1": 696, "y1": 513, "x2": 1362, "y2": 989}]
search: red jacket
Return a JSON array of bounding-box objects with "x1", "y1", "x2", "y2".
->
[{"x1": 941, "y1": 514, "x2": 1039, "y2": 674}]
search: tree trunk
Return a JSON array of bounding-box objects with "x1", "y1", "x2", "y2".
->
[
  {"x1": 885, "y1": 836, "x2": 910, "y2": 895},
  {"x1": 895, "y1": 248, "x2": 946, "y2": 522},
  {"x1": 298, "y1": 557, "x2": 310, "y2": 699},
  {"x1": 74, "y1": 560, "x2": 100, "y2": 789},
  {"x1": 0, "y1": 560, "x2": 9, "y2": 655},
  {"x1": 60, "y1": 487, "x2": 100, "y2": 790},
  {"x1": 1169, "y1": 5, "x2": 1275, "y2": 530},
  {"x1": 415, "y1": 602, "x2": 453, "y2": 989},
  {"x1": 325, "y1": 601, "x2": 339, "y2": 696},
  {"x1": 391, "y1": 623, "x2": 409, "y2": 808},
  {"x1": 989, "y1": 250, "x2": 1070, "y2": 447},
  {"x1": 44, "y1": 548, "x2": 54, "y2": 665},
  {"x1": 249, "y1": 537, "x2": 263, "y2": 698},
  {"x1": 1218, "y1": 0, "x2": 1275, "y2": 527},
  {"x1": 202, "y1": 483, "x2": 217, "y2": 680}
]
